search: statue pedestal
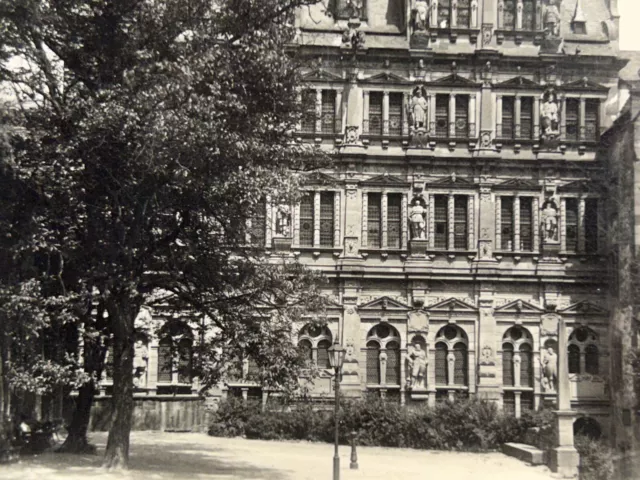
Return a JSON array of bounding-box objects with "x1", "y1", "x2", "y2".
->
[
  {"x1": 409, "y1": 388, "x2": 429, "y2": 401},
  {"x1": 409, "y1": 128, "x2": 430, "y2": 149},
  {"x1": 550, "y1": 411, "x2": 579, "y2": 478},
  {"x1": 410, "y1": 32, "x2": 430, "y2": 49},
  {"x1": 272, "y1": 237, "x2": 292, "y2": 253},
  {"x1": 541, "y1": 241, "x2": 561, "y2": 259},
  {"x1": 409, "y1": 239, "x2": 428, "y2": 257}
]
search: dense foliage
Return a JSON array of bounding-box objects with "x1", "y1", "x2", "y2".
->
[{"x1": 0, "y1": 0, "x2": 328, "y2": 467}]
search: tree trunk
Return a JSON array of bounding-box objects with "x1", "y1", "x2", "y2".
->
[
  {"x1": 103, "y1": 296, "x2": 137, "y2": 470},
  {"x1": 57, "y1": 380, "x2": 97, "y2": 453}
]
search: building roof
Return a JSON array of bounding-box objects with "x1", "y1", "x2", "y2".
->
[{"x1": 619, "y1": 51, "x2": 640, "y2": 83}]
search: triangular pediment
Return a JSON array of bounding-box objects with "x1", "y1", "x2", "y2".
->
[
  {"x1": 495, "y1": 76, "x2": 541, "y2": 89},
  {"x1": 361, "y1": 173, "x2": 410, "y2": 187},
  {"x1": 495, "y1": 299, "x2": 544, "y2": 314},
  {"x1": 559, "y1": 301, "x2": 608, "y2": 315},
  {"x1": 562, "y1": 78, "x2": 608, "y2": 92},
  {"x1": 429, "y1": 73, "x2": 479, "y2": 87},
  {"x1": 428, "y1": 175, "x2": 474, "y2": 187},
  {"x1": 494, "y1": 178, "x2": 540, "y2": 190},
  {"x1": 557, "y1": 180, "x2": 596, "y2": 193},
  {"x1": 302, "y1": 69, "x2": 343, "y2": 83},
  {"x1": 303, "y1": 171, "x2": 341, "y2": 186},
  {"x1": 359, "y1": 296, "x2": 410, "y2": 311},
  {"x1": 426, "y1": 298, "x2": 478, "y2": 313},
  {"x1": 364, "y1": 72, "x2": 410, "y2": 85}
]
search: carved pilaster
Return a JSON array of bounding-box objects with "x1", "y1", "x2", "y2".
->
[
  {"x1": 449, "y1": 94, "x2": 456, "y2": 138},
  {"x1": 361, "y1": 191, "x2": 368, "y2": 247},
  {"x1": 451, "y1": 0, "x2": 458, "y2": 27},
  {"x1": 447, "y1": 352, "x2": 455, "y2": 386},
  {"x1": 448, "y1": 194, "x2": 455, "y2": 250},
  {"x1": 315, "y1": 89, "x2": 322, "y2": 134},
  {"x1": 402, "y1": 92, "x2": 410, "y2": 137},
  {"x1": 516, "y1": 0, "x2": 523, "y2": 29},
  {"x1": 379, "y1": 350, "x2": 388, "y2": 386},
  {"x1": 578, "y1": 197, "x2": 585, "y2": 253},
  {"x1": 335, "y1": 90, "x2": 343, "y2": 134},
  {"x1": 560, "y1": 198, "x2": 567, "y2": 252},
  {"x1": 382, "y1": 91, "x2": 390, "y2": 136},
  {"x1": 294, "y1": 202, "x2": 301, "y2": 246},
  {"x1": 468, "y1": 195, "x2": 475, "y2": 251},
  {"x1": 469, "y1": 94, "x2": 478, "y2": 138},
  {"x1": 428, "y1": 194, "x2": 435, "y2": 249},
  {"x1": 471, "y1": 0, "x2": 479, "y2": 28},
  {"x1": 381, "y1": 192, "x2": 388, "y2": 248},
  {"x1": 533, "y1": 197, "x2": 540, "y2": 252},
  {"x1": 515, "y1": 95, "x2": 522, "y2": 139},
  {"x1": 496, "y1": 95, "x2": 503, "y2": 139},
  {"x1": 514, "y1": 195, "x2": 521, "y2": 251},
  {"x1": 313, "y1": 191, "x2": 320, "y2": 247},
  {"x1": 579, "y1": 98, "x2": 586, "y2": 141},
  {"x1": 401, "y1": 193, "x2": 409, "y2": 250},
  {"x1": 497, "y1": 0, "x2": 505, "y2": 29},
  {"x1": 495, "y1": 196, "x2": 502, "y2": 250},
  {"x1": 334, "y1": 191, "x2": 341, "y2": 248}
]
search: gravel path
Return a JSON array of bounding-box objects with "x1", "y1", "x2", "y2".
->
[{"x1": 1, "y1": 431, "x2": 555, "y2": 480}]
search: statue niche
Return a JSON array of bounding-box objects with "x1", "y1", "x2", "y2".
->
[
  {"x1": 409, "y1": 86, "x2": 429, "y2": 147},
  {"x1": 540, "y1": 195, "x2": 559, "y2": 244},
  {"x1": 541, "y1": 0, "x2": 563, "y2": 53},
  {"x1": 410, "y1": 0, "x2": 432, "y2": 48},
  {"x1": 409, "y1": 196, "x2": 427, "y2": 240},
  {"x1": 407, "y1": 339, "x2": 428, "y2": 390},
  {"x1": 540, "y1": 88, "x2": 560, "y2": 143},
  {"x1": 541, "y1": 343, "x2": 558, "y2": 393}
]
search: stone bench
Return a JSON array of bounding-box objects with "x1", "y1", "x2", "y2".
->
[{"x1": 502, "y1": 442, "x2": 547, "y2": 466}]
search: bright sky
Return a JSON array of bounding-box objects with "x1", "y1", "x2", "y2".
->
[{"x1": 620, "y1": 0, "x2": 640, "y2": 50}]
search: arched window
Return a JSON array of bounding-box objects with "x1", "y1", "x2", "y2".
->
[
  {"x1": 501, "y1": 326, "x2": 533, "y2": 387},
  {"x1": 297, "y1": 323, "x2": 333, "y2": 369},
  {"x1": 568, "y1": 327, "x2": 599, "y2": 375},
  {"x1": 434, "y1": 325, "x2": 469, "y2": 387},
  {"x1": 365, "y1": 323, "x2": 401, "y2": 386},
  {"x1": 157, "y1": 322, "x2": 194, "y2": 384},
  {"x1": 157, "y1": 337, "x2": 173, "y2": 383}
]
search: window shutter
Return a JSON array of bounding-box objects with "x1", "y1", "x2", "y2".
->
[
  {"x1": 455, "y1": 95, "x2": 469, "y2": 138},
  {"x1": 389, "y1": 93, "x2": 403, "y2": 136}
]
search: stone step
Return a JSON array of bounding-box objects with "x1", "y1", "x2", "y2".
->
[{"x1": 502, "y1": 442, "x2": 547, "y2": 466}]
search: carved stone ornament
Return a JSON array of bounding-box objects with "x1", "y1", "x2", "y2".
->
[
  {"x1": 540, "y1": 195, "x2": 559, "y2": 244},
  {"x1": 411, "y1": 0, "x2": 432, "y2": 32},
  {"x1": 407, "y1": 342, "x2": 428, "y2": 390},
  {"x1": 481, "y1": 23, "x2": 493, "y2": 47},
  {"x1": 479, "y1": 239, "x2": 492, "y2": 259},
  {"x1": 479, "y1": 130, "x2": 493, "y2": 149},
  {"x1": 480, "y1": 345, "x2": 494, "y2": 365},
  {"x1": 541, "y1": 313, "x2": 559, "y2": 336},
  {"x1": 345, "y1": 125, "x2": 359, "y2": 144},
  {"x1": 409, "y1": 86, "x2": 429, "y2": 133},
  {"x1": 274, "y1": 205, "x2": 291, "y2": 238},
  {"x1": 344, "y1": 236, "x2": 359, "y2": 256},
  {"x1": 409, "y1": 195, "x2": 427, "y2": 240},
  {"x1": 408, "y1": 310, "x2": 429, "y2": 333},
  {"x1": 540, "y1": 346, "x2": 558, "y2": 393}
]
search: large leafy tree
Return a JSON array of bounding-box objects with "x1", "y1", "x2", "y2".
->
[{"x1": 0, "y1": 0, "x2": 327, "y2": 468}]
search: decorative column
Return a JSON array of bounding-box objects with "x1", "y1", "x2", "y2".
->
[
  {"x1": 428, "y1": 194, "x2": 435, "y2": 249},
  {"x1": 516, "y1": 0, "x2": 524, "y2": 29},
  {"x1": 293, "y1": 202, "x2": 301, "y2": 246},
  {"x1": 447, "y1": 351, "x2": 456, "y2": 386},
  {"x1": 534, "y1": 96, "x2": 541, "y2": 139},
  {"x1": 550, "y1": 316, "x2": 579, "y2": 477},
  {"x1": 448, "y1": 194, "x2": 455, "y2": 250},
  {"x1": 515, "y1": 96, "x2": 522, "y2": 139},
  {"x1": 467, "y1": 195, "x2": 475, "y2": 251},
  {"x1": 429, "y1": 94, "x2": 436, "y2": 135},
  {"x1": 379, "y1": 350, "x2": 388, "y2": 386},
  {"x1": 382, "y1": 91, "x2": 390, "y2": 136},
  {"x1": 335, "y1": 90, "x2": 343, "y2": 134},
  {"x1": 362, "y1": 90, "x2": 370, "y2": 135},
  {"x1": 495, "y1": 196, "x2": 502, "y2": 251},
  {"x1": 533, "y1": 197, "x2": 540, "y2": 252},
  {"x1": 402, "y1": 92, "x2": 410, "y2": 137},
  {"x1": 496, "y1": 95, "x2": 503, "y2": 138},
  {"x1": 578, "y1": 197, "x2": 585, "y2": 253},
  {"x1": 560, "y1": 96, "x2": 567, "y2": 141},
  {"x1": 560, "y1": 198, "x2": 567, "y2": 252},
  {"x1": 343, "y1": 183, "x2": 361, "y2": 258},
  {"x1": 515, "y1": 391, "x2": 522, "y2": 419},
  {"x1": 296, "y1": 90, "x2": 302, "y2": 133},
  {"x1": 451, "y1": 0, "x2": 458, "y2": 27},
  {"x1": 514, "y1": 195, "x2": 521, "y2": 251},
  {"x1": 579, "y1": 98, "x2": 586, "y2": 141},
  {"x1": 401, "y1": 193, "x2": 409, "y2": 250},
  {"x1": 381, "y1": 192, "x2": 389, "y2": 248},
  {"x1": 449, "y1": 94, "x2": 456, "y2": 138},
  {"x1": 313, "y1": 191, "x2": 321, "y2": 247},
  {"x1": 471, "y1": 0, "x2": 479, "y2": 28},
  {"x1": 265, "y1": 201, "x2": 273, "y2": 247},
  {"x1": 469, "y1": 95, "x2": 477, "y2": 138},
  {"x1": 315, "y1": 89, "x2": 323, "y2": 134},
  {"x1": 361, "y1": 192, "x2": 368, "y2": 247},
  {"x1": 497, "y1": 0, "x2": 505, "y2": 29},
  {"x1": 514, "y1": 353, "x2": 522, "y2": 388},
  {"x1": 334, "y1": 191, "x2": 342, "y2": 248},
  {"x1": 431, "y1": 1, "x2": 439, "y2": 28}
]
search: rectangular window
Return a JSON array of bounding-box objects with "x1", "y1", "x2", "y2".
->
[
  {"x1": 249, "y1": 202, "x2": 266, "y2": 246},
  {"x1": 455, "y1": 95, "x2": 469, "y2": 138},
  {"x1": 520, "y1": 197, "x2": 533, "y2": 251},
  {"x1": 522, "y1": 0, "x2": 536, "y2": 30},
  {"x1": 520, "y1": 97, "x2": 534, "y2": 140},
  {"x1": 434, "y1": 195, "x2": 449, "y2": 249},
  {"x1": 454, "y1": 196, "x2": 468, "y2": 250},
  {"x1": 389, "y1": 93, "x2": 403, "y2": 136},
  {"x1": 565, "y1": 198, "x2": 578, "y2": 252},
  {"x1": 299, "y1": 194, "x2": 314, "y2": 247},
  {"x1": 457, "y1": 0, "x2": 471, "y2": 28},
  {"x1": 435, "y1": 95, "x2": 449, "y2": 137},
  {"x1": 501, "y1": 197, "x2": 514, "y2": 251},
  {"x1": 438, "y1": 0, "x2": 451, "y2": 28},
  {"x1": 585, "y1": 99, "x2": 600, "y2": 141},
  {"x1": 321, "y1": 90, "x2": 336, "y2": 134},
  {"x1": 566, "y1": 98, "x2": 580, "y2": 141},
  {"x1": 319, "y1": 192, "x2": 334, "y2": 247},
  {"x1": 387, "y1": 194, "x2": 402, "y2": 248},
  {"x1": 367, "y1": 193, "x2": 381, "y2": 248},
  {"x1": 369, "y1": 92, "x2": 383, "y2": 135},
  {"x1": 502, "y1": 97, "x2": 515, "y2": 139},
  {"x1": 585, "y1": 198, "x2": 598, "y2": 253},
  {"x1": 301, "y1": 90, "x2": 316, "y2": 134},
  {"x1": 504, "y1": 0, "x2": 516, "y2": 29}
]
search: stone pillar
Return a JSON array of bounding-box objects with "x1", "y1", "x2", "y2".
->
[
  {"x1": 514, "y1": 195, "x2": 521, "y2": 251},
  {"x1": 477, "y1": 187, "x2": 495, "y2": 261},
  {"x1": 334, "y1": 191, "x2": 342, "y2": 248},
  {"x1": 429, "y1": 94, "x2": 436, "y2": 135},
  {"x1": 293, "y1": 202, "x2": 301, "y2": 246},
  {"x1": 402, "y1": 92, "x2": 410, "y2": 137},
  {"x1": 550, "y1": 316, "x2": 579, "y2": 478},
  {"x1": 496, "y1": 95, "x2": 503, "y2": 138},
  {"x1": 533, "y1": 197, "x2": 540, "y2": 252},
  {"x1": 579, "y1": 97, "x2": 586, "y2": 141},
  {"x1": 516, "y1": 0, "x2": 523, "y2": 29},
  {"x1": 315, "y1": 89, "x2": 323, "y2": 134},
  {"x1": 345, "y1": 70, "x2": 363, "y2": 143},
  {"x1": 335, "y1": 90, "x2": 343, "y2": 134},
  {"x1": 362, "y1": 90, "x2": 370, "y2": 135},
  {"x1": 515, "y1": 96, "x2": 522, "y2": 139},
  {"x1": 560, "y1": 96, "x2": 567, "y2": 141},
  {"x1": 560, "y1": 198, "x2": 567, "y2": 252},
  {"x1": 382, "y1": 91, "x2": 390, "y2": 136},
  {"x1": 534, "y1": 96, "x2": 541, "y2": 139},
  {"x1": 428, "y1": 194, "x2": 435, "y2": 249},
  {"x1": 361, "y1": 191, "x2": 368, "y2": 247},
  {"x1": 449, "y1": 94, "x2": 456, "y2": 138},
  {"x1": 379, "y1": 350, "x2": 388, "y2": 386},
  {"x1": 467, "y1": 195, "x2": 475, "y2": 251},
  {"x1": 401, "y1": 193, "x2": 409, "y2": 250},
  {"x1": 469, "y1": 94, "x2": 477, "y2": 138},
  {"x1": 495, "y1": 196, "x2": 502, "y2": 251},
  {"x1": 477, "y1": 296, "x2": 500, "y2": 402},
  {"x1": 381, "y1": 192, "x2": 388, "y2": 248},
  {"x1": 447, "y1": 351, "x2": 456, "y2": 386},
  {"x1": 448, "y1": 194, "x2": 455, "y2": 250},
  {"x1": 431, "y1": 1, "x2": 439, "y2": 28},
  {"x1": 578, "y1": 197, "x2": 586, "y2": 253},
  {"x1": 343, "y1": 184, "x2": 360, "y2": 258},
  {"x1": 451, "y1": 0, "x2": 458, "y2": 27},
  {"x1": 313, "y1": 191, "x2": 320, "y2": 247},
  {"x1": 497, "y1": 0, "x2": 505, "y2": 29}
]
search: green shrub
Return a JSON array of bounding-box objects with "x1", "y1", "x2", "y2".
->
[
  {"x1": 575, "y1": 435, "x2": 614, "y2": 480},
  {"x1": 207, "y1": 397, "x2": 261, "y2": 437}
]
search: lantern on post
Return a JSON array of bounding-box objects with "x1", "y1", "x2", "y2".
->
[{"x1": 327, "y1": 340, "x2": 346, "y2": 480}]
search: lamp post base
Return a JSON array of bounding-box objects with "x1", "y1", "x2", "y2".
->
[{"x1": 333, "y1": 454, "x2": 340, "y2": 480}]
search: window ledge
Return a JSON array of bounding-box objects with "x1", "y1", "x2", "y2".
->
[
  {"x1": 502, "y1": 386, "x2": 535, "y2": 392},
  {"x1": 365, "y1": 384, "x2": 402, "y2": 389},
  {"x1": 434, "y1": 385, "x2": 469, "y2": 390}
]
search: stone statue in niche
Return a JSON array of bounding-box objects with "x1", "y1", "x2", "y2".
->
[
  {"x1": 407, "y1": 343, "x2": 427, "y2": 389},
  {"x1": 410, "y1": 86, "x2": 429, "y2": 131},
  {"x1": 275, "y1": 205, "x2": 291, "y2": 237},
  {"x1": 540, "y1": 88, "x2": 560, "y2": 140},
  {"x1": 409, "y1": 196, "x2": 427, "y2": 240},
  {"x1": 543, "y1": 0, "x2": 562, "y2": 37},
  {"x1": 133, "y1": 338, "x2": 149, "y2": 387},
  {"x1": 411, "y1": 0, "x2": 432, "y2": 32},
  {"x1": 540, "y1": 197, "x2": 559, "y2": 243},
  {"x1": 541, "y1": 346, "x2": 558, "y2": 393}
]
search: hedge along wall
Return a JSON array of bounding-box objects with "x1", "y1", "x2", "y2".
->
[{"x1": 63, "y1": 396, "x2": 210, "y2": 432}]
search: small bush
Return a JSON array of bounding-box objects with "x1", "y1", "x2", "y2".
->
[
  {"x1": 575, "y1": 435, "x2": 614, "y2": 480},
  {"x1": 207, "y1": 396, "x2": 261, "y2": 437}
]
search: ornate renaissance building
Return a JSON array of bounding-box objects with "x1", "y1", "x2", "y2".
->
[{"x1": 227, "y1": 0, "x2": 628, "y2": 433}]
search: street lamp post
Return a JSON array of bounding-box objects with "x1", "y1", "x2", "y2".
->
[{"x1": 328, "y1": 340, "x2": 346, "y2": 480}]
